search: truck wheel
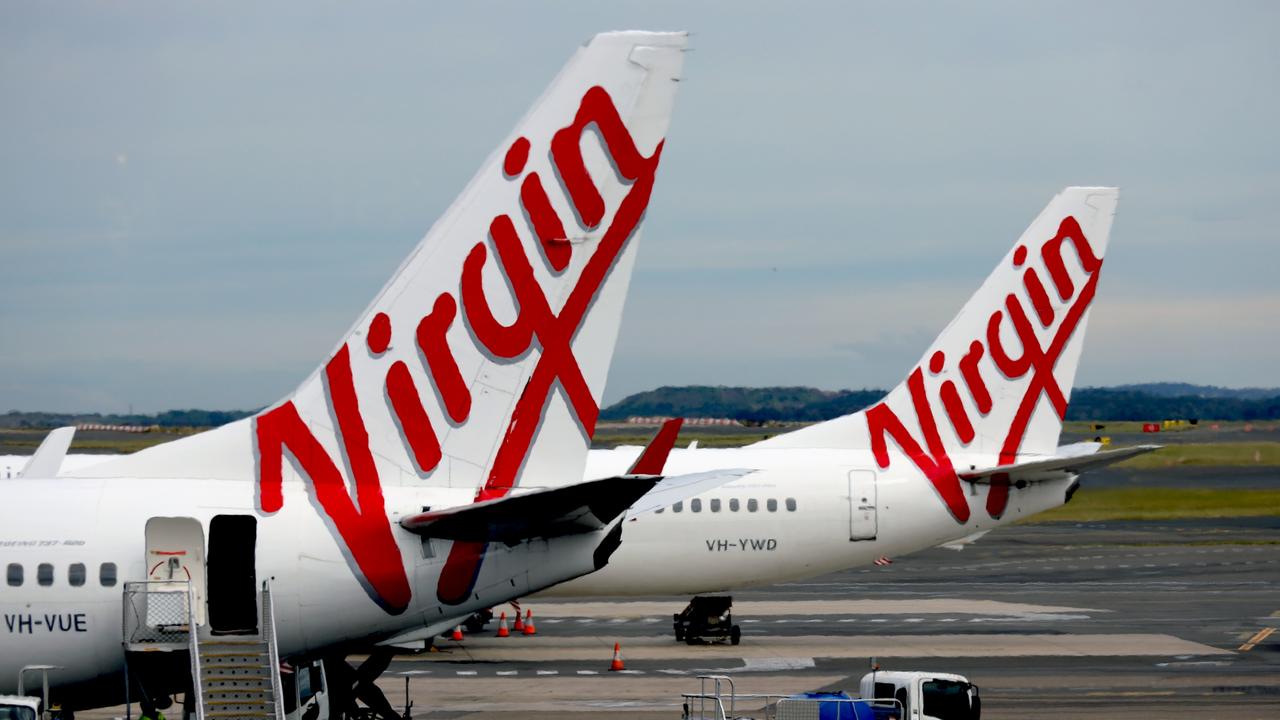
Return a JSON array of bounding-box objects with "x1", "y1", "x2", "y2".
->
[
  {"x1": 685, "y1": 634, "x2": 700, "y2": 646},
  {"x1": 730, "y1": 625, "x2": 741, "y2": 646},
  {"x1": 674, "y1": 624, "x2": 684, "y2": 642}
]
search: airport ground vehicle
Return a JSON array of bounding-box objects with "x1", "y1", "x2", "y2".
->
[
  {"x1": 0, "y1": 696, "x2": 41, "y2": 720},
  {"x1": 681, "y1": 670, "x2": 977, "y2": 720},
  {"x1": 673, "y1": 596, "x2": 740, "y2": 645},
  {"x1": 860, "y1": 669, "x2": 980, "y2": 720}
]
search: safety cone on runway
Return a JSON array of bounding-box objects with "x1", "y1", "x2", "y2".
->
[
  {"x1": 496, "y1": 612, "x2": 510, "y2": 638},
  {"x1": 513, "y1": 611, "x2": 525, "y2": 633},
  {"x1": 522, "y1": 610, "x2": 536, "y2": 636},
  {"x1": 608, "y1": 642, "x2": 625, "y2": 672},
  {"x1": 450, "y1": 625, "x2": 464, "y2": 642}
]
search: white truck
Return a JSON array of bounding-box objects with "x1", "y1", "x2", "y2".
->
[
  {"x1": 682, "y1": 669, "x2": 981, "y2": 720},
  {"x1": 859, "y1": 669, "x2": 981, "y2": 720},
  {"x1": 0, "y1": 695, "x2": 41, "y2": 720}
]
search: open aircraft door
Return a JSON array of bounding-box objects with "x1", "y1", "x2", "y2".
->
[
  {"x1": 144, "y1": 516, "x2": 207, "y2": 626},
  {"x1": 848, "y1": 470, "x2": 877, "y2": 541}
]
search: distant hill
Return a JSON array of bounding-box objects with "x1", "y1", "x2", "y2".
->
[
  {"x1": 602, "y1": 383, "x2": 1280, "y2": 423},
  {"x1": 599, "y1": 386, "x2": 884, "y2": 424},
  {"x1": 1109, "y1": 382, "x2": 1280, "y2": 401}
]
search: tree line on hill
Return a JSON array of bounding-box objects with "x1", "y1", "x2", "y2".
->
[
  {"x1": 600, "y1": 383, "x2": 1280, "y2": 424},
  {"x1": 3, "y1": 382, "x2": 1278, "y2": 429}
]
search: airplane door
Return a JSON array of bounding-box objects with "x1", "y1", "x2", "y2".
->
[
  {"x1": 207, "y1": 514, "x2": 259, "y2": 634},
  {"x1": 144, "y1": 516, "x2": 207, "y2": 626},
  {"x1": 848, "y1": 470, "x2": 877, "y2": 541}
]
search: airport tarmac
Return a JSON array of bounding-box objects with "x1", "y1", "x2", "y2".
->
[{"x1": 366, "y1": 517, "x2": 1279, "y2": 719}]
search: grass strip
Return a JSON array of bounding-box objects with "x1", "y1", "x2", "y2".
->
[{"x1": 1026, "y1": 488, "x2": 1280, "y2": 522}]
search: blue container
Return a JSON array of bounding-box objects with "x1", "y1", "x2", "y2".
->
[{"x1": 787, "y1": 692, "x2": 876, "y2": 720}]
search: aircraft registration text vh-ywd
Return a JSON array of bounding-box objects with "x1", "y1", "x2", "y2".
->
[{"x1": 0, "y1": 30, "x2": 718, "y2": 713}]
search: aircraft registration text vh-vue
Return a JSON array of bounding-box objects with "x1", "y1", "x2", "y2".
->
[{"x1": 1, "y1": 29, "x2": 1151, "y2": 719}]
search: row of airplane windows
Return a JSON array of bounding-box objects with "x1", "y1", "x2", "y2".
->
[
  {"x1": 6, "y1": 562, "x2": 118, "y2": 588},
  {"x1": 656, "y1": 497, "x2": 798, "y2": 514}
]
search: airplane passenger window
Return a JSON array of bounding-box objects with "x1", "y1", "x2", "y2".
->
[
  {"x1": 37, "y1": 563, "x2": 53, "y2": 586},
  {"x1": 672, "y1": 502, "x2": 683, "y2": 513},
  {"x1": 710, "y1": 499, "x2": 721, "y2": 512},
  {"x1": 747, "y1": 499, "x2": 758, "y2": 512},
  {"x1": 690, "y1": 499, "x2": 702, "y2": 513},
  {"x1": 6, "y1": 564, "x2": 21, "y2": 587},
  {"x1": 786, "y1": 498, "x2": 797, "y2": 512},
  {"x1": 729, "y1": 498, "x2": 740, "y2": 512},
  {"x1": 767, "y1": 499, "x2": 778, "y2": 512},
  {"x1": 68, "y1": 563, "x2": 86, "y2": 587},
  {"x1": 100, "y1": 562, "x2": 118, "y2": 587}
]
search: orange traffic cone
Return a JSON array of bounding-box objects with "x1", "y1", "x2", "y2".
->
[
  {"x1": 522, "y1": 610, "x2": 536, "y2": 636},
  {"x1": 496, "y1": 612, "x2": 510, "y2": 638},
  {"x1": 513, "y1": 610, "x2": 525, "y2": 633},
  {"x1": 608, "y1": 642, "x2": 625, "y2": 671},
  {"x1": 450, "y1": 625, "x2": 464, "y2": 642}
]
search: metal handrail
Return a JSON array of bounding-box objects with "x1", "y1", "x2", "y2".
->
[
  {"x1": 186, "y1": 583, "x2": 205, "y2": 720},
  {"x1": 263, "y1": 579, "x2": 285, "y2": 720}
]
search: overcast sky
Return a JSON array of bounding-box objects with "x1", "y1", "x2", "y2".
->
[{"x1": 2, "y1": 2, "x2": 1277, "y2": 413}]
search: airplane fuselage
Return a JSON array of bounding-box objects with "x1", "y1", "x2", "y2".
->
[
  {"x1": 547, "y1": 446, "x2": 1074, "y2": 595},
  {"x1": 0, "y1": 477, "x2": 611, "y2": 703}
]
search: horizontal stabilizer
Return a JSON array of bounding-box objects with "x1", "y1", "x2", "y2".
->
[
  {"x1": 938, "y1": 530, "x2": 990, "y2": 551},
  {"x1": 959, "y1": 444, "x2": 1160, "y2": 484},
  {"x1": 628, "y1": 468, "x2": 754, "y2": 515},
  {"x1": 19, "y1": 427, "x2": 76, "y2": 479},
  {"x1": 400, "y1": 475, "x2": 661, "y2": 543}
]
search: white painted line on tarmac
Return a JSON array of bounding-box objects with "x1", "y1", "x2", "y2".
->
[
  {"x1": 456, "y1": 671, "x2": 477, "y2": 676},
  {"x1": 576, "y1": 670, "x2": 598, "y2": 675},
  {"x1": 535, "y1": 670, "x2": 559, "y2": 676},
  {"x1": 496, "y1": 670, "x2": 517, "y2": 676}
]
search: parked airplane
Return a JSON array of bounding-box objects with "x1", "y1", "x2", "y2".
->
[
  {"x1": 541, "y1": 187, "x2": 1158, "y2": 609},
  {"x1": 0, "y1": 30, "x2": 706, "y2": 714}
]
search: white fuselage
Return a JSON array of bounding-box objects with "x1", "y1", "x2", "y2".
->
[
  {"x1": 0, "y1": 477, "x2": 610, "y2": 701},
  {"x1": 546, "y1": 445, "x2": 1074, "y2": 596}
]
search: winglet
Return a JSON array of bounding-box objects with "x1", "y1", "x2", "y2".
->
[
  {"x1": 627, "y1": 418, "x2": 684, "y2": 475},
  {"x1": 20, "y1": 426, "x2": 76, "y2": 479}
]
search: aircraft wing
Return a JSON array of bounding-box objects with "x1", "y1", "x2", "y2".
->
[
  {"x1": 399, "y1": 475, "x2": 662, "y2": 543},
  {"x1": 19, "y1": 427, "x2": 76, "y2": 479},
  {"x1": 959, "y1": 444, "x2": 1161, "y2": 484}
]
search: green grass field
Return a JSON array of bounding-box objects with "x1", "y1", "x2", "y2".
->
[
  {"x1": 1117, "y1": 442, "x2": 1280, "y2": 468},
  {"x1": 1026, "y1": 487, "x2": 1280, "y2": 522}
]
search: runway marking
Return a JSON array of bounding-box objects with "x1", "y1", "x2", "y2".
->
[
  {"x1": 1239, "y1": 626, "x2": 1275, "y2": 651},
  {"x1": 496, "y1": 670, "x2": 518, "y2": 676},
  {"x1": 536, "y1": 670, "x2": 559, "y2": 676},
  {"x1": 456, "y1": 671, "x2": 477, "y2": 676},
  {"x1": 576, "y1": 670, "x2": 599, "y2": 675}
]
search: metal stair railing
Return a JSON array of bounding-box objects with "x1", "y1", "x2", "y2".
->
[
  {"x1": 262, "y1": 579, "x2": 285, "y2": 720},
  {"x1": 188, "y1": 584, "x2": 206, "y2": 720}
]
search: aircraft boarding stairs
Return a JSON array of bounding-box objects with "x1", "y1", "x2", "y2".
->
[{"x1": 122, "y1": 581, "x2": 285, "y2": 720}]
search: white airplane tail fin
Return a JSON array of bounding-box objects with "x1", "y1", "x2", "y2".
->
[
  {"x1": 80, "y1": 32, "x2": 688, "y2": 613},
  {"x1": 753, "y1": 187, "x2": 1119, "y2": 521}
]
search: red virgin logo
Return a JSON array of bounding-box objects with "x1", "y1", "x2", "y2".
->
[
  {"x1": 254, "y1": 86, "x2": 665, "y2": 614},
  {"x1": 865, "y1": 217, "x2": 1103, "y2": 523}
]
